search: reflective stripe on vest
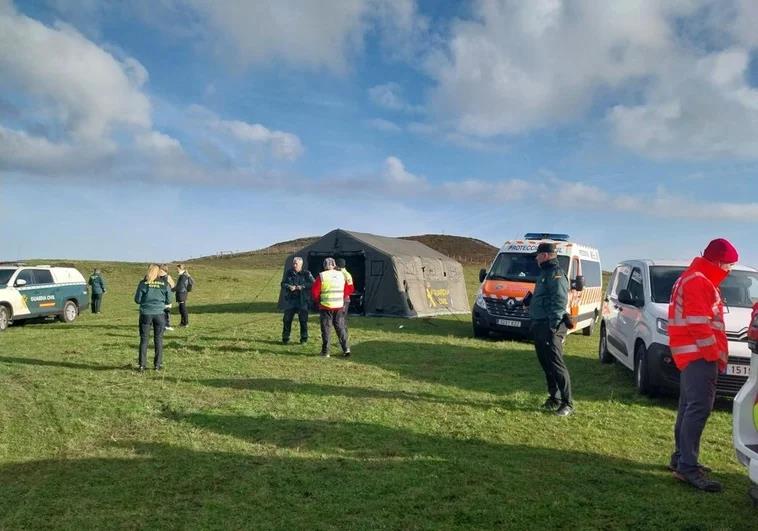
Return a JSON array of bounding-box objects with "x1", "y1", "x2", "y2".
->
[{"x1": 320, "y1": 270, "x2": 345, "y2": 309}]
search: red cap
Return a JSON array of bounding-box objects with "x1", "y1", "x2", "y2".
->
[{"x1": 703, "y1": 238, "x2": 739, "y2": 263}]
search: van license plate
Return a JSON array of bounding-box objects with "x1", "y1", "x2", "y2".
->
[
  {"x1": 726, "y1": 364, "x2": 750, "y2": 377},
  {"x1": 497, "y1": 319, "x2": 521, "y2": 328}
]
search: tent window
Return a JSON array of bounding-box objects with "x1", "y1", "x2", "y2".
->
[{"x1": 371, "y1": 260, "x2": 384, "y2": 276}]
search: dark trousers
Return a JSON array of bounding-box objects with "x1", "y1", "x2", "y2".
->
[
  {"x1": 320, "y1": 309, "x2": 349, "y2": 354},
  {"x1": 164, "y1": 308, "x2": 171, "y2": 328},
  {"x1": 671, "y1": 359, "x2": 718, "y2": 475},
  {"x1": 282, "y1": 308, "x2": 309, "y2": 341},
  {"x1": 138, "y1": 313, "x2": 166, "y2": 368},
  {"x1": 532, "y1": 320, "x2": 572, "y2": 406},
  {"x1": 178, "y1": 301, "x2": 189, "y2": 326},
  {"x1": 91, "y1": 294, "x2": 102, "y2": 313}
]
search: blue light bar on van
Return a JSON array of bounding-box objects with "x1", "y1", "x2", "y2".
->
[{"x1": 523, "y1": 233, "x2": 570, "y2": 242}]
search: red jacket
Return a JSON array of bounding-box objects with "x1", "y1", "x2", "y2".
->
[
  {"x1": 668, "y1": 257, "x2": 729, "y2": 371},
  {"x1": 311, "y1": 272, "x2": 354, "y2": 311}
]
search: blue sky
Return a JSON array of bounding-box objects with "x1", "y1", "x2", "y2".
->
[{"x1": 3, "y1": 0, "x2": 758, "y2": 268}]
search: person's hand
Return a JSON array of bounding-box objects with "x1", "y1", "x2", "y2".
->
[{"x1": 289, "y1": 285, "x2": 296, "y2": 292}]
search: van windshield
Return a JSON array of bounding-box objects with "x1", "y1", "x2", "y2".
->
[
  {"x1": 0, "y1": 269, "x2": 15, "y2": 286},
  {"x1": 487, "y1": 253, "x2": 570, "y2": 282},
  {"x1": 650, "y1": 266, "x2": 758, "y2": 308}
]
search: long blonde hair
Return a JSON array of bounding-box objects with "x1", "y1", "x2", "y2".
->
[{"x1": 145, "y1": 264, "x2": 161, "y2": 283}]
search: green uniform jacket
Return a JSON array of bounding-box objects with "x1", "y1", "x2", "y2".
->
[
  {"x1": 134, "y1": 279, "x2": 171, "y2": 315},
  {"x1": 529, "y1": 259, "x2": 569, "y2": 328},
  {"x1": 281, "y1": 268, "x2": 315, "y2": 310},
  {"x1": 89, "y1": 274, "x2": 106, "y2": 295}
]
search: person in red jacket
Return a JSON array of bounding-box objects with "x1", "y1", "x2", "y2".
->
[
  {"x1": 668, "y1": 238, "x2": 738, "y2": 492},
  {"x1": 312, "y1": 257, "x2": 354, "y2": 357}
]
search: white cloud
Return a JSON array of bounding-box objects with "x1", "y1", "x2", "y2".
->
[
  {"x1": 366, "y1": 118, "x2": 402, "y2": 132},
  {"x1": 382, "y1": 156, "x2": 426, "y2": 186},
  {"x1": 208, "y1": 115, "x2": 304, "y2": 161},
  {"x1": 368, "y1": 82, "x2": 421, "y2": 113}
]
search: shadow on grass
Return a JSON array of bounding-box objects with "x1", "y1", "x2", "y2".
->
[
  {"x1": 190, "y1": 301, "x2": 278, "y2": 314},
  {"x1": 0, "y1": 356, "x2": 126, "y2": 371},
  {"x1": 2, "y1": 417, "x2": 750, "y2": 529},
  {"x1": 197, "y1": 377, "x2": 532, "y2": 410},
  {"x1": 346, "y1": 315, "x2": 474, "y2": 338}
]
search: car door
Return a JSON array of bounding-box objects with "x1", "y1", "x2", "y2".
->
[
  {"x1": 616, "y1": 266, "x2": 646, "y2": 363},
  {"x1": 14, "y1": 268, "x2": 41, "y2": 315},
  {"x1": 605, "y1": 264, "x2": 632, "y2": 363},
  {"x1": 32, "y1": 269, "x2": 59, "y2": 313}
]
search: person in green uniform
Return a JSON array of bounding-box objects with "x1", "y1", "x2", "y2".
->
[
  {"x1": 524, "y1": 242, "x2": 573, "y2": 416},
  {"x1": 134, "y1": 264, "x2": 171, "y2": 372},
  {"x1": 281, "y1": 257, "x2": 314, "y2": 344},
  {"x1": 88, "y1": 268, "x2": 106, "y2": 314}
]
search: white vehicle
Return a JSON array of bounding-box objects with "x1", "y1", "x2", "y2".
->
[
  {"x1": 733, "y1": 306, "x2": 758, "y2": 505},
  {"x1": 0, "y1": 265, "x2": 89, "y2": 331},
  {"x1": 598, "y1": 259, "x2": 755, "y2": 397},
  {"x1": 472, "y1": 233, "x2": 602, "y2": 338}
]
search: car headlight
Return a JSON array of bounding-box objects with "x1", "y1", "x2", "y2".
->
[
  {"x1": 475, "y1": 293, "x2": 487, "y2": 309},
  {"x1": 656, "y1": 318, "x2": 668, "y2": 336}
]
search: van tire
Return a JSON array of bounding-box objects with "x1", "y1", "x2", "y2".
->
[
  {"x1": 60, "y1": 300, "x2": 78, "y2": 323},
  {"x1": 0, "y1": 305, "x2": 9, "y2": 332},
  {"x1": 582, "y1": 314, "x2": 597, "y2": 336},
  {"x1": 634, "y1": 342, "x2": 657, "y2": 396},
  {"x1": 598, "y1": 324, "x2": 614, "y2": 364}
]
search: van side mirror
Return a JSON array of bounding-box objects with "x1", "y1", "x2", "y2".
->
[
  {"x1": 618, "y1": 289, "x2": 642, "y2": 307},
  {"x1": 479, "y1": 269, "x2": 487, "y2": 283},
  {"x1": 15, "y1": 279, "x2": 27, "y2": 287},
  {"x1": 572, "y1": 275, "x2": 585, "y2": 292}
]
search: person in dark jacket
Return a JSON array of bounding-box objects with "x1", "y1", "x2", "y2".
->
[
  {"x1": 159, "y1": 264, "x2": 175, "y2": 331},
  {"x1": 524, "y1": 242, "x2": 573, "y2": 416},
  {"x1": 281, "y1": 257, "x2": 314, "y2": 344},
  {"x1": 134, "y1": 264, "x2": 171, "y2": 371},
  {"x1": 335, "y1": 258, "x2": 354, "y2": 317},
  {"x1": 88, "y1": 268, "x2": 106, "y2": 314},
  {"x1": 175, "y1": 264, "x2": 193, "y2": 327}
]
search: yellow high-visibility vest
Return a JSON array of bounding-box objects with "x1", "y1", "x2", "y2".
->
[
  {"x1": 320, "y1": 270, "x2": 345, "y2": 309},
  {"x1": 341, "y1": 269, "x2": 353, "y2": 285}
]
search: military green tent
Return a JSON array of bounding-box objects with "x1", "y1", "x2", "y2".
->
[{"x1": 279, "y1": 229, "x2": 470, "y2": 317}]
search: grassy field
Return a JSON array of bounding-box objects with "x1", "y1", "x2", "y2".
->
[{"x1": 0, "y1": 258, "x2": 755, "y2": 530}]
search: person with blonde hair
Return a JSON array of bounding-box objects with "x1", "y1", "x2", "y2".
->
[{"x1": 134, "y1": 264, "x2": 172, "y2": 371}]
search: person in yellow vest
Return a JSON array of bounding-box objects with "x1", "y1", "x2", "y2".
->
[
  {"x1": 311, "y1": 257, "x2": 354, "y2": 357},
  {"x1": 335, "y1": 258, "x2": 354, "y2": 316}
]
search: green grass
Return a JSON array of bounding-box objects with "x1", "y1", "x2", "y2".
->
[{"x1": 0, "y1": 260, "x2": 755, "y2": 530}]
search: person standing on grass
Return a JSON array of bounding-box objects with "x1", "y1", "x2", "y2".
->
[
  {"x1": 159, "y1": 264, "x2": 175, "y2": 331},
  {"x1": 88, "y1": 268, "x2": 106, "y2": 314},
  {"x1": 668, "y1": 238, "x2": 738, "y2": 493},
  {"x1": 335, "y1": 258, "x2": 354, "y2": 317},
  {"x1": 281, "y1": 256, "x2": 314, "y2": 344},
  {"x1": 134, "y1": 264, "x2": 171, "y2": 372},
  {"x1": 311, "y1": 257, "x2": 353, "y2": 357},
  {"x1": 174, "y1": 264, "x2": 193, "y2": 328},
  {"x1": 524, "y1": 242, "x2": 573, "y2": 417}
]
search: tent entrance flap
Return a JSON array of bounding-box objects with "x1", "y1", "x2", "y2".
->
[{"x1": 308, "y1": 251, "x2": 366, "y2": 314}]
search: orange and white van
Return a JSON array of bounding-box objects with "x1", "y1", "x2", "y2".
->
[{"x1": 472, "y1": 233, "x2": 602, "y2": 338}]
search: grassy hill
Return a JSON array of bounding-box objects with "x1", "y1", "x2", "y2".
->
[{"x1": 0, "y1": 259, "x2": 754, "y2": 529}]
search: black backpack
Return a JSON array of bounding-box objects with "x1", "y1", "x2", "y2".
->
[{"x1": 186, "y1": 275, "x2": 194, "y2": 292}]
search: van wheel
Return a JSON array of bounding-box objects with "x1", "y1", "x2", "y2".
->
[
  {"x1": 0, "y1": 306, "x2": 8, "y2": 331},
  {"x1": 582, "y1": 315, "x2": 596, "y2": 336},
  {"x1": 60, "y1": 301, "x2": 78, "y2": 323},
  {"x1": 473, "y1": 323, "x2": 488, "y2": 339},
  {"x1": 598, "y1": 324, "x2": 614, "y2": 364},
  {"x1": 634, "y1": 343, "x2": 657, "y2": 396}
]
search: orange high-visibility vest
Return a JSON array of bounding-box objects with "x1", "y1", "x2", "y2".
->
[
  {"x1": 319, "y1": 270, "x2": 345, "y2": 309},
  {"x1": 668, "y1": 257, "x2": 728, "y2": 371}
]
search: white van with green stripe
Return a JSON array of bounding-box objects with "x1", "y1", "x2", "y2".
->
[{"x1": 0, "y1": 265, "x2": 89, "y2": 331}]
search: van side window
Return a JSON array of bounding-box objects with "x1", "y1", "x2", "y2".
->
[
  {"x1": 610, "y1": 266, "x2": 631, "y2": 299},
  {"x1": 16, "y1": 269, "x2": 35, "y2": 286},
  {"x1": 35, "y1": 270, "x2": 54, "y2": 284},
  {"x1": 628, "y1": 268, "x2": 644, "y2": 302},
  {"x1": 580, "y1": 260, "x2": 602, "y2": 288}
]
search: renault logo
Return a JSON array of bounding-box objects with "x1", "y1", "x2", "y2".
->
[{"x1": 506, "y1": 298, "x2": 516, "y2": 310}]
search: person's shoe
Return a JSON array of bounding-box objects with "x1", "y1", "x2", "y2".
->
[
  {"x1": 541, "y1": 397, "x2": 561, "y2": 411},
  {"x1": 667, "y1": 463, "x2": 712, "y2": 473},
  {"x1": 320, "y1": 352, "x2": 330, "y2": 358},
  {"x1": 300, "y1": 338, "x2": 308, "y2": 344},
  {"x1": 282, "y1": 338, "x2": 290, "y2": 345},
  {"x1": 556, "y1": 404, "x2": 574, "y2": 417},
  {"x1": 343, "y1": 349, "x2": 351, "y2": 357},
  {"x1": 672, "y1": 470, "x2": 722, "y2": 492},
  {"x1": 180, "y1": 324, "x2": 189, "y2": 328},
  {"x1": 165, "y1": 326, "x2": 175, "y2": 331},
  {"x1": 137, "y1": 366, "x2": 146, "y2": 372},
  {"x1": 154, "y1": 365, "x2": 162, "y2": 371}
]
